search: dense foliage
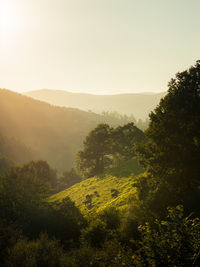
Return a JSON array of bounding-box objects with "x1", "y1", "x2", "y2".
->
[
  {"x1": 56, "y1": 168, "x2": 82, "y2": 191},
  {"x1": 135, "y1": 60, "x2": 200, "y2": 217},
  {"x1": 77, "y1": 123, "x2": 145, "y2": 177},
  {"x1": 0, "y1": 160, "x2": 85, "y2": 263}
]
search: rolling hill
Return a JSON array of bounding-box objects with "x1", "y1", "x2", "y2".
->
[
  {"x1": 24, "y1": 89, "x2": 166, "y2": 120},
  {"x1": 0, "y1": 133, "x2": 35, "y2": 165},
  {"x1": 0, "y1": 89, "x2": 108, "y2": 172}
]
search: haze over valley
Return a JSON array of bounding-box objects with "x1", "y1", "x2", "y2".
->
[
  {"x1": 25, "y1": 89, "x2": 166, "y2": 120},
  {"x1": 0, "y1": 88, "x2": 152, "y2": 172}
]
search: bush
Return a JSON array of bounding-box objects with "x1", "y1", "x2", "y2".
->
[
  {"x1": 7, "y1": 233, "x2": 65, "y2": 267},
  {"x1": 62, "y1": 240, "x2": 134, "y2": 267},
  {"x1": 0, "y1": 219, "x2": 20, "y2": 266},
  {"x1": 99, "y1": 207, "x2": 121, "y2": 230},
  {"x1": 132, "y1": 206, "x2": 200, "y2": 266},
  {"x1": 82, "y1": 219, "x2": 107, "y2": 248},
  {"x1": 111, "y1": 188, "x2": 119, "y2": 198},
  {"x1": 47, "y1": 197, "x2": 86, "y2": 246}
]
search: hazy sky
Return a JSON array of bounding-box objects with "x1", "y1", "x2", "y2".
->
[{"x1": 0, "y1": 0, "x2": 200, "y2": 94}]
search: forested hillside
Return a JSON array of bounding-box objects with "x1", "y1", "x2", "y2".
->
[
  {"x1": 0, "y1": 133, "x2": 35, "y2": 164},
  {"x1": 25, "y1": 90, "x2": 166, "y2": 120},
  {"x1": 0, "y1": 89, "x2": 103, "y2": 172},
  {"x1": 0, "y1": 89, "x2": 149, "y2": 172}
]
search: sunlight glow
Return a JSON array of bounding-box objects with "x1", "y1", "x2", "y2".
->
[
  {"x1": 0, "y1": 0, "x2": 199, "y2": 94},
  {"x1": 0, "y1": 1, "x2": 23, "y2": 43}
]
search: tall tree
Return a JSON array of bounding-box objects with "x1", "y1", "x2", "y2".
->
[
  {"x1": 77, "y1": 123, "x2": 145, "y2": 178},
  {"x1": 112, "y1": 123, "x2": 145, "y2": 161},
  {"x1": 136, "y1": 61, "x2": 200, "y2": 206},
  {"x1": 77, "y1": 124, "x2": 112, "y2": 177}
]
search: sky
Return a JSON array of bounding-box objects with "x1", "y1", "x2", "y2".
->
[{"x1": 0, "y1": 0, "x2": 200, "y2": 95}]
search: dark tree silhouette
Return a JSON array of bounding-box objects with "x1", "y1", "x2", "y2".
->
[
  {"x1": 111, "y1": 122, "x2": 145, "y2": 160},
  {"x1": 136, "y1": 60, "x2": 200, "y2": 202},
  {"x1": 77, "y1": 124, "x2": 112, "y2": 177}
]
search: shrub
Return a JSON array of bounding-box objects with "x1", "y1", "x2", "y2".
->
[
  {"x1": 82, "y1": 219, "x2": 107, "y2": 248},
  {"x1": 132, "y1": 206, "x2": 200, "y2": 266},
  {"x1": 110, "y1": 189, "x2": 119, "y2": 198},
  {"x1": 7, "y1": 233, "x2": 65, "y2": 267},
  {"x1": 99, "y1": 207, "x2": 121, "y2": 230}
]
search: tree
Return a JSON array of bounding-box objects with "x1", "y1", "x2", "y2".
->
[
  {"x1": 111, "y1": 122, "x2": 145, "y2": 161},
  {"x1": 132, "y1": 206, "x2": 200, "y2": 266},
  {"x1": 0, "y1": 160, "x2": 56, "y2": 229},
  {"x1": 0, "y1": 160, "x2": 85, "y2": 243},
  {"x1": 77, "y1": 124, "x2": 112, "y2": 177},
  {"x1": 77, "y1": 123, "x2": 146, "y2": 178},
  {"x1": 136, "y1": 61, "x2": 200, "y2": 210},
  {"x1": 52, "y1": 197, "x2": 86, "y2": 244}
]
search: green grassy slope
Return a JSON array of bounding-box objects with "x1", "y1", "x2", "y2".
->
[{"x1": 50, "y1": 175, "x2": 137, "y2": 217}]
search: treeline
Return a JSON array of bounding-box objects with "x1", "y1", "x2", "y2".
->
[{"x1": 100, "y1": 111, "x2": 149, "y2": 130}]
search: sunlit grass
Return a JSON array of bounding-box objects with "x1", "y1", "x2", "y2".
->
[{"x1": 50, "y1": 175, "x2": 137, "y2": 217}]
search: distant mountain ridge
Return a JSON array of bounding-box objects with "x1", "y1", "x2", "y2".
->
[{"x1": 24, "y1": 90, "x2": 166, "y2": 120}]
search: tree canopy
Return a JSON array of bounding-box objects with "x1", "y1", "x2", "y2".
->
[
  {"x1": 112, "y1": 123, "x2": 145, "y2": 160},
  {"x1": 77, "y1": 124, "x2": 112, "y2": 177},
  {"x1": 77, "y1": 123, "x2": 145, "y2": 177},
  {"x1": 135, "y1": 60, "x2": 200, "y2": 212}
]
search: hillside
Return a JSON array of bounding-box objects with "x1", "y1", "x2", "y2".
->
[
  {"x1": 50, "y1": 175, "x2": 138, "y2": 217},
  {"x1": 0, "y1": 133, "x2": 35, "y2": 165},
  {"x1": 24, "y1": 89, "x2": 166, "y2": 120},
  {"x1": 0, "y1": 89, "x2": 106, "y2": 172}
]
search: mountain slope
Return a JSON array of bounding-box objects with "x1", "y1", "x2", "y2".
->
[
  {"x1": 0, "y1": 89, "x2": 105, "y2": 172},
  {"x1": 24, "y1": 89, "x2": 166, "y2": 120},
  {"x1": 0, "y1": 133, "x2": 35, "y2": 164}
]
